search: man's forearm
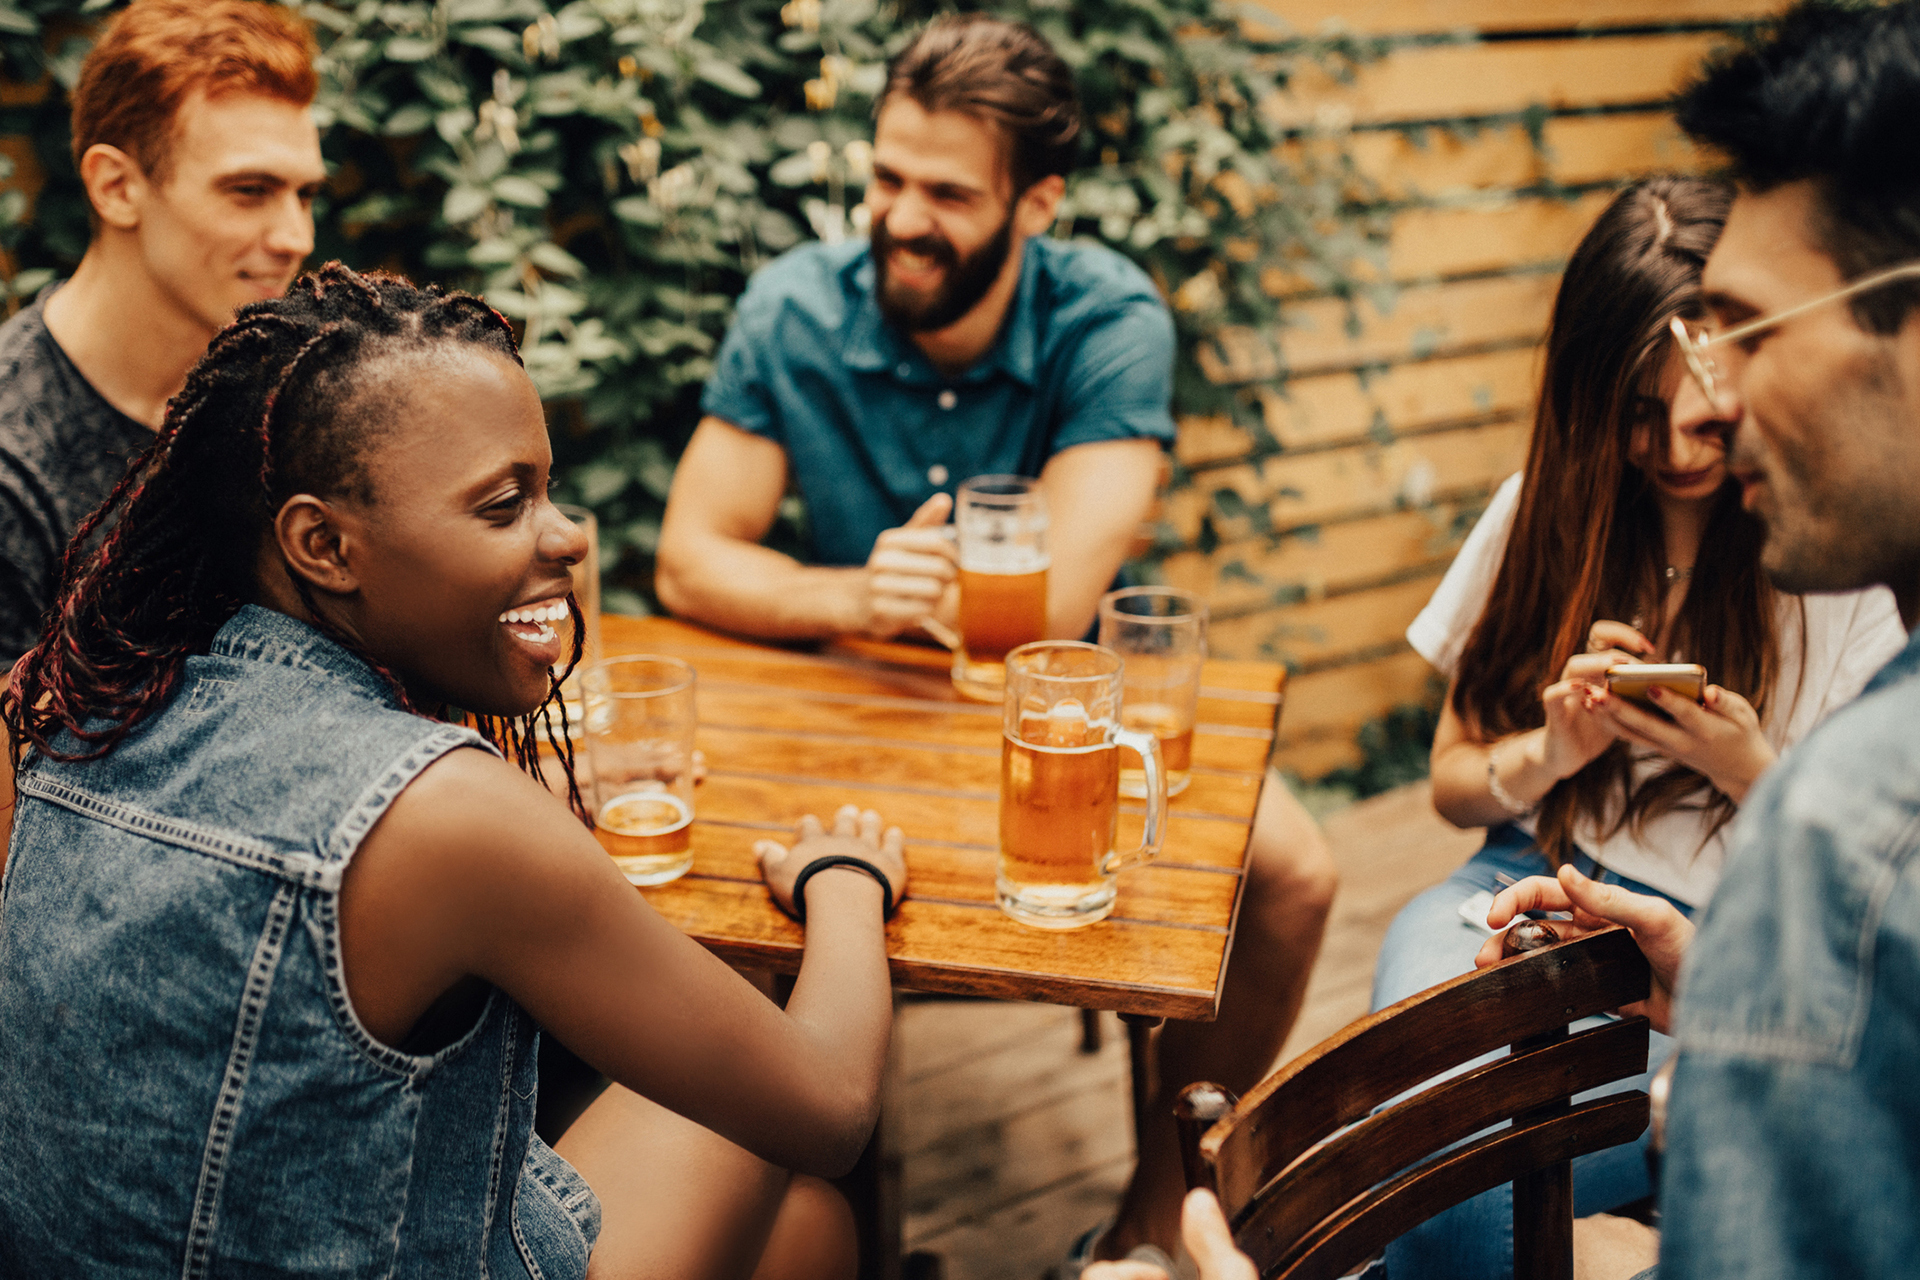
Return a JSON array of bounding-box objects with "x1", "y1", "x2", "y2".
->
[{"x1": 656, "y1": 533, "x2": 867, "y2": 640}]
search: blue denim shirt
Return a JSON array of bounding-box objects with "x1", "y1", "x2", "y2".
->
[
  {"x1": 700, "y1": 236, "x2": 1176, "y2": 566},
  {"x1": 1661, "y1": 625, "x2": 1920, "y2": 1278},
  {"x1": 0, "y1": 606, "x2": 600, "y2": 1277}
]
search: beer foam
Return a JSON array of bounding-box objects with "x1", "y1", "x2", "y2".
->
[{"x1": 959, "y1": 547, "x2": 1050, "y2": 574}]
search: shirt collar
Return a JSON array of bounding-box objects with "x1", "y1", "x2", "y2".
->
[{"x1": 840, "y1": 239, "x2": 1043, "y2": 388}]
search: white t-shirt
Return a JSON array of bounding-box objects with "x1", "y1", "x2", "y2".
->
[{"x1": 1408, "y1": 472, "x2": 1908, "y2": 906}]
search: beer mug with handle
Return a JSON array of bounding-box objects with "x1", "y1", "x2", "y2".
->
[{"x1": 996, "y1": 641, "x2": 1166, "y2": 928}]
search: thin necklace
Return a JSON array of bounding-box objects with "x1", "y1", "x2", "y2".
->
[{"x1": 1663, "y1": 564, "x2": 1693, "y2": 583}]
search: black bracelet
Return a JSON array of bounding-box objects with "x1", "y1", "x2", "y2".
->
[{"x1": 790, "y1": 855, "x2": 897, "y2": 923}]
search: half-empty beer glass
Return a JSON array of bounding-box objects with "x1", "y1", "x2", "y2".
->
[
  {"x1": 583, "y1": 656, "x2": 697, "y2": 886},
  {"x1": 1099, "y1": 587, "x2": 1209, "y2": 798},
  {"x1": 953, "y1": 475, "x2": 1049, "y2": 702},
  {"x1": 997, "y1": 641, "x2": 1166, "y2": 929}
]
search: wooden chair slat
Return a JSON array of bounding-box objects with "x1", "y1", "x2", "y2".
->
[
  {"x1": 1227, "y1": 1015, "x2": 1650, "y2": 1243},
  {"x1": 1204, "y1": 929, "x2": 1649, "y2": 1207},
  {"x1": 1251, "y1": 1093, "x2": 1651, "y2": 1280}
]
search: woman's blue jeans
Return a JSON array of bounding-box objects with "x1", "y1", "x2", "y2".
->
[{"x1": 1367, "y1": 824, "x2": 1692, "y2": 1280}]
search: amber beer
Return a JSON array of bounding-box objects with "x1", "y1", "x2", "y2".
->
[
  {"x1": 595, "y1": 789, "x2": 695, "y2": 885},
  {"x1": 995, "y1": 642, "x2": 1166, "y2": 929},
  {"x1": 583, "y1": 655, "x2": 698, "y2": 887},
  {"x1": 953, "y1": 476, "x2": 1050, "y2": 702},
  {"x1": 959, "y1": 566, "x2": 1048, "y2": 660},
  {"x1": 998, "y1": 714, "x2": 1118, "y2": 906},
  {"x1": 1098, "y1": 587, "x2": 1208, "y2": 801},
  {"x1": 1118, "y1": 703, "x2": 1195, "y2": 798}
]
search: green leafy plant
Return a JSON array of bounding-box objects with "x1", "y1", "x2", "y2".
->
[{"x1": 0, "y1": 0, "x2": 1389, "y2": 615}]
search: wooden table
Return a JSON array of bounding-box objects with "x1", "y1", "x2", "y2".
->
[
  {"x1": 596, "y1": 615, "x2": 1285, "y2": 1277},
  {"x1": 603, "y1": 614, "x2": 1287, "y2": 1021}
]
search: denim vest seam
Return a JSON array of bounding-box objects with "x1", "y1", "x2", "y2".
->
[
  {"x1": 17, "y1": 774, "x2": 334, "y2": 889},
  {"x1": 180, "y1": 880, "x2": 299, "y2": 1279},
  {"x1": 511, "y1": 1178, "x2": 551, "y2": 1280},
  {"x1": 182, "y1": 677, "x2": 236, "y2": 716},
  {"x1": 310, "y1": 889, "x2": 514, "y2": 1080},
  {"x1": 322, "y1": 725, "x2": 496, "y2": 866},
  {"x1": 476, "y1": 1017, "x2": 523, "y2": 1279}
]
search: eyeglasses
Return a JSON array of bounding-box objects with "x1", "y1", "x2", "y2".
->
[{"x1": 1669, "y1": 259, "x2": 1920, "y2": 405}]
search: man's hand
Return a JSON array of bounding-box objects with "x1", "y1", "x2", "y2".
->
[
  {"x1": 1473, "y1": 863, "x2": 1694, "y2": 1033},
  {"x1": 1081, "y1": 1189, "x2": 1256, "y2": 1280},
  {"x1": 756, "y1": 804, "x2": 907, "y2": 920},
  {"x1": 856, "y1": 493, "x2": 957, "y2": 639}
]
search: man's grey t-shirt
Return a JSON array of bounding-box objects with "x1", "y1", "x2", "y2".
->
[{"x1": 0, "y1": 290, "x2": 151, "y2": 662}]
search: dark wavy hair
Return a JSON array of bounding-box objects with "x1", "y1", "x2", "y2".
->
[
  {"x1": 1450, "y1": 176, "x2": 1804, "y2": 866},
  {"x1": 883, "y1": 13, "x2": 1081, "y2": 193},
  {"x1": 2, "y1": 262, "x2": 586, "y2": 818},
  {"x1": 1678, "y1": 0, "x2": 1920, "y2": 333}
]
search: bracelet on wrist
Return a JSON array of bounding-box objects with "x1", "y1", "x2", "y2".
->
[
  {"x1": 789, "y1": 854, "x2": 898, "y2": 923},
  {"x1": 1486, "y1": 740, "x2": 1537, "y2": 817}
]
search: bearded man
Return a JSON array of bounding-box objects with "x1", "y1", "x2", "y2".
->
[
  {"x1": 656, "y1": 13, "x2": 1170, "y2": 645},
  {"x1": 658, "y1": 17, "x2": 1340, "y2": 1275}
]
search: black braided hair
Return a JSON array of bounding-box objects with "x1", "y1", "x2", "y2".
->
[{"x1": 2, "y1": 262, "x2": 588, "y2": 821}]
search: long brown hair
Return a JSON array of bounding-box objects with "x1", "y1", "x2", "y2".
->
[{"x1": 1451, "y1": 175, "x2": 1799, "y2": 864}]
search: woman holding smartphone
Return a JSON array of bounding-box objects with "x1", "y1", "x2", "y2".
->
[{"x1": 1371, "y1": 176, "x2": 1905, "y2": 1280}]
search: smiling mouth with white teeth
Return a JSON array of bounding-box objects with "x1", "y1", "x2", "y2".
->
[{"x1": 499, "y1": 599, "x2": 569, "y2": 645}]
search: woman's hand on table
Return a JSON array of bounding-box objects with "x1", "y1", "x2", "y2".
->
[
  {"x1": 1589, "y1": 681, "x2": 1774, "y2": 803},
  {"x1": 756, "y1": 804, "x2": 907, "y2": 921},
  {"x1": 1472, "y1": 863, "x2": 1694, "y2": 1033}
]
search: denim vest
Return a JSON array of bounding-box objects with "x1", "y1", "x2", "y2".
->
[
  {"x1": 1661, "y1": 626, "x2": 1920, "y2": 1279},
  {"x1": 0, "y1": 606, "x2": 600, "y2": 1277}
]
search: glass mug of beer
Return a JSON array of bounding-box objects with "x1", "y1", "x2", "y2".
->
[
  {"x1": 952, "y1": 475, "x2": 1049, "y2": 703},
  {"x1": 1099, "y1": 587, "x2": 1209, "y2": 798},
  {"x1": 996, "y1": 641, "x2": 1166, "y2": 929},
  {"x1": 583, "y1": 655, "x2": 697, "y2": 885}
]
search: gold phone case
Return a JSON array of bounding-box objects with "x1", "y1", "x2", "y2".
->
[{"x1": 1604, "y1": 663, "x2": 1706, "y2": 706}]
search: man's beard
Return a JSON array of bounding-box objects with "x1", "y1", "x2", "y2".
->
[{"x1": 872, "y1": 206, "x2": 1016, "y2": 334}]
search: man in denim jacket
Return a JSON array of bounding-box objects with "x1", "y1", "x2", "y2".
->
[{"x1": 1478, "y1": 4, "x2": 1920, "y2": 1276}]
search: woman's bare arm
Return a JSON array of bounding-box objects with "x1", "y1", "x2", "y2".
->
[{"x1": 339, "y1": 748, "x2": 893, "y2": 1176}]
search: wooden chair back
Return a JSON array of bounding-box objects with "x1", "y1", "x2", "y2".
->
[{"x1": 1175, "y1": 927, "x2": 1652, "y2": 1280}]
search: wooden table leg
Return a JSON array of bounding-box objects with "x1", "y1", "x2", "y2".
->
[{"x1": 1121, "y1": 1013, "x2": 1165, "y2": 1151}]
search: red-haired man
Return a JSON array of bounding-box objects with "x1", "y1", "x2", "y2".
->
[{"x1": 0, "y1": 0, "x2": 324, "y2": 662}]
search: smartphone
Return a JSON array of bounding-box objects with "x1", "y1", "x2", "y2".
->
[{"x1": 1604, "y1": 662, "x2": 1707, "y2": 706}]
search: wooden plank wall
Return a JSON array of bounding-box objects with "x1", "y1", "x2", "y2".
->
[{"x1": 1167, "y1": 0, "x2": 1787, "y2": 778}]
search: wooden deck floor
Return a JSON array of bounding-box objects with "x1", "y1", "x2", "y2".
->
[{"x1": 895, "y1": 781, "x2": 1484, "y2": 1279}]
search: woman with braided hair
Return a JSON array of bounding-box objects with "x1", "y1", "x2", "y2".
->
[{"x1": 0, "y1": 262, "x2": 901, "y2": 1279}]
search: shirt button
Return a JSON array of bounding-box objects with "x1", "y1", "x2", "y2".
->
[
  {"x1": 937, "y1": 389, "x2": 957, "y2": 410},
  {"x1": 927, "y1": 464, "x2": 949, "y2": 486},
  {"x1": 896, "y1": 362, "x2": 913, "y2": 378}
]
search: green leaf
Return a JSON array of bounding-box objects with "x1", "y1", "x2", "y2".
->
[
  {"x1": 451, "y1": 25, "x2": 520, "y2": 55},
  {"x1": 443, "y1": 184, "x2": 492, "y2": 223},
  {"x1": 492, "y1": 174, "x2": 551, "y2": 207},
  {"x1": 528, "y1": 241, "x2": 587, "y2": 277},
  {"x1": 0, "y1": 6, "x2": 37, "y2": 34},
  {"x1": 383, "y1": 34, "x2": 440, "y2": 61},
  {"x1": 382, "y1": 102, "x2": 435, "y2": 135},
  {"x1": 694, "y1": 59, "x2": 762, "y2": 98}
]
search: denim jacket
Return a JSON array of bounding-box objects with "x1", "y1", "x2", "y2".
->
[
  {"x1": 0, "y1": 606, "x2": 600, "y2": 1278},
  {"x1": 1661, "y1": 626, "x2": 1920, "y2": 1278}
]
